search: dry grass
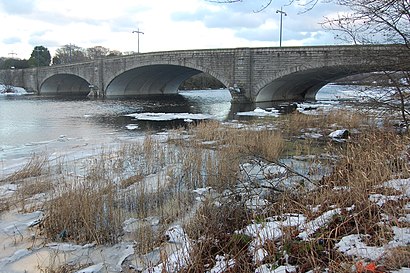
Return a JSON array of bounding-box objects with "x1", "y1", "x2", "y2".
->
[
  {"x1": 120, "y1": 174, "x2": 144, "y2": 189},
  {"x1": 382, "y1": 246, "x2": 410, "y2": 270},
  {"x1": 181, "y1": 120, "x2": 410, "y2": 272},
  {"x1": 42, "y1": 177, "x2": 122, "y2": 244},
  {"x1": 0, "y1": 200, "x2": 9, "y2": 213},
  {"x1": 184, "y1": 121, "x2": 284, "y2": 190},
  {"x1": 15, "y1": 177, "x2": 54, "y2": 212},
  {"x1": 264, "y1": 129, "x2": 409, "y2": 270},
  {"x1": 4, "y1": 153, "x2": 48, "y2": 182},
  {"x1": 189, "y1": 121, "x2": 284, "y2": 160},
  {"x1": 278, "y1": 109, "x2": 371, "y2": 137},
  {"x1": 184, "y1": 199, "x2": 253, "y2": 272},
  {"x1": 35, "y1": 120, "x2": 285, "y2": 249},
  {"x1": 4, "y1": 109, "x2": 409, "y2": 272},
  {"x1": 39, "y1": 262, "x2": 93, "y2": 273},
  {"x1": 131, "y1": 223, "x2": 159, "y2": 254}
]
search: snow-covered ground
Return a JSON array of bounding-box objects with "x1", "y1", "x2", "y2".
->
[
  {"x1": 0, "y1": 84, "x2": 31, "y2": 95},
  {"x1": 1, "y1": 143, "x2": 409, "y2": 272},
  {"x1": 0, "y1": 176, "x2": 410, "y2": 273}
]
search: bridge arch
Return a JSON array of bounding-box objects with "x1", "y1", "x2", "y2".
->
[
  {"x1": 255, "y1": 64, "x2": 368, "y2": 102},
  {"x1": 40, "y1": 74, "x2": 91, "y2": 95},
  {"x1": 105, "y1": 63, "x2": 229, "y2": 97}
]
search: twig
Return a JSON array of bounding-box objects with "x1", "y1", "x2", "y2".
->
[{"x1": 252, "y1": 155, "x2": 319, "y2": 187}]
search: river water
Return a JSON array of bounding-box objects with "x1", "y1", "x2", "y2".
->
[{"x1": 0, "y1": 85, "x2": 359, "y2": 176}]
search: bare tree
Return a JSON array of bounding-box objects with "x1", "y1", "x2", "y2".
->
[
  {"x1": 52, "y1": 44, "x2": 87, "y2": 65},
  {"x1": 86, "y1": 46, "x2": 111, "y2": 60},
  {"x1": 323, "y1": 0, "x2": 409, "y2": 46},
  {"x1": 107, "y1": 50, "x2": 123, "y2": 57},
  {"x1": 323, "y1": 0, "x2": 410, "y2": 130},
  {"x1": 206, "y1": 0, "x2": 319, "y2": 12}
]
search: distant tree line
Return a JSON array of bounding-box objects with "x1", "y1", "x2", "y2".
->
[
  {"x1": 0, "y1": 45, "x2": 128, "y2": 70},
  {"x1": 180, "y1": 73, "x2": 225, "y2": 90},
  {"x1": 52, "y1": 45, "x2": 125, "y2": 65},
  {"x1": 335, "y1": 72, "x2": 410, "y2": 87}
]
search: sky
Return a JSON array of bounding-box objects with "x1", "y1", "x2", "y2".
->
[{"x1": 0, "y1": 0, "x2": 348, "y2": 59}]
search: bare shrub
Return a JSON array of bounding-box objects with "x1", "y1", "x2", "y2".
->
[
  {"x1": 382, "y1": 246, "x2": 410, "y2": 270},
  {"x1": 253, "y1": 128, "x2": 410, "y2": 271},
  {"x1": 185, "y1": 121, "x2": 284, "y2": 191},
  {"x1": 184, "y1": 199, "x2": 252, "y2": 272},
  {"x1": 322, "y1": 131, "x2": 409, "y2": 199},
  {"x1": 42, "y1": 179, "x2": 122, "y2": 245}
]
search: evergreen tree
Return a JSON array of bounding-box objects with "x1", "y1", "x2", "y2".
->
[{"x1": 28, "y1": 46, "x2": 51, "y2": 67}]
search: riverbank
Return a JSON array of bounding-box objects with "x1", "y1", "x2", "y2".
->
[{"x1": 0, "y1": 106, "x2": 409, "y2": 272}]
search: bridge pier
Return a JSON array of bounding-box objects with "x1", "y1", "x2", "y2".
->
[{"x1": 228, "y1": 85, "x2": 252, "y2": 103}]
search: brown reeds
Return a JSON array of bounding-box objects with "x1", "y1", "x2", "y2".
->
[
  {"x1": 258, "y1": 129, "x2": 410, "y2": 271},
  {"x1": 182, "y1": 115, "x2": 410, "y2": 272},
  {"x1": 43, "y1": 178, "x2": 121, "y2": 244},
  {"x1": 4, "y1": 109, "x2": 409, "y2": 272},
  {"x1": 4, "y1": 153, "x2": 48, "y2": 182}
]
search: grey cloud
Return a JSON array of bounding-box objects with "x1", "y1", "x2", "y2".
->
[
  {"x1": 0, "y1": 0, "x2": 36, "y2": 14},
  {"x1": 172, "y1": 7, "x2": 267, "y2": 29},
  {"x1": 28, "y1": 37, "x2": 59, "y2": 48},
  {"x1": 234, "y1": 27, "x2": 322, "y2": 43},
  {"x1": 205, "y1": 12, "x2": 265, "y2": 29},
  {"x1": 109, "y1": 17, "x2": 140, "y2": 32},
  {"x1": 3, "y1": 37, "x2": 21, "y2": 44},
  {"x1": 26, "y1": 9, "x2": 139, "y2": 33},
  {"x1": 28, "y1": 32, "x2": 60, "y2": 48},
  {"x1": 177, "y1": 0, "x2": 342, "y2": 45},
  {"x1": 172, "y1": 1, "x2": 341, "y2": 34},
  {"x1": 235, "y1": 28, "x2": 276, "y2": 42}
]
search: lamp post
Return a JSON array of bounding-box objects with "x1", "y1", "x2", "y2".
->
[
  {"x1": 276, "y1": 7, "x2": 287, "y2": 47},
  {"x1": 34, "y1": 48, "x2": 41, "y2": 67},
  {"x1": 34, "y1": 48, "x2": 41, "y2": 94},
  {"x1": 68, "y1": 43, "x2": 72, "y2": 63},
  {"x1": 8, "y1": 52, "x2": 17, "y2": 69},
  {"x1": 132, "y1": 28, "x2": 144, "y2": 53},
  {"x1": 8, "y1": 52, "x2": 17, "y2": 58}
]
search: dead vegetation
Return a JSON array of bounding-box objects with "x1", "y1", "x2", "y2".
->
[{"x1": 1, "y1": 110, "x2": 409, "y2": 272}]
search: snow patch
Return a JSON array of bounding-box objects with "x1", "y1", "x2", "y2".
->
[
  {"x1": 236, "y1": 107, "x2": 280, "y2": 117},
  {"x1": 298, "y1": 208, "x2": 341, "y2": 240},
  {"x1": 126, "y1": 112, "x2": 213, "y2": 121}
]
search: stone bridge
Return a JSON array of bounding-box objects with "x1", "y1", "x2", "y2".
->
[{"x1": 2, "y1": 45, "x2": 408, "y2": 102}]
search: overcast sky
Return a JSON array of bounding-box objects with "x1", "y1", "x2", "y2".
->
[{"x1": 0, "y1": 0, "x2": 348, "y2": 59}]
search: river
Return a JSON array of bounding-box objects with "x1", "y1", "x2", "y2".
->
[{"x1": 0, "y1": 85, "x2": 359, "y2": 176}]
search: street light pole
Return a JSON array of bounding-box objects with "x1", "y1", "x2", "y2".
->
[
  {"x1": 34, "y1": 48, "x2": 41, "y2": 94},
  {"x1": 8, "y1": 52, "x2": 17, "y2": 58},
  {"x1": 35, "y1": 49, "x2": 40, "y2": 67},
  {"x1": 68, "y1": 43, "x2": 72, "y2": 63},
  {"x1": 276, "y1": 7, "x2": 287, "y2": 47},
  {"x1": 132, "y1": 28, "x2": 144, "y2": 53}
]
